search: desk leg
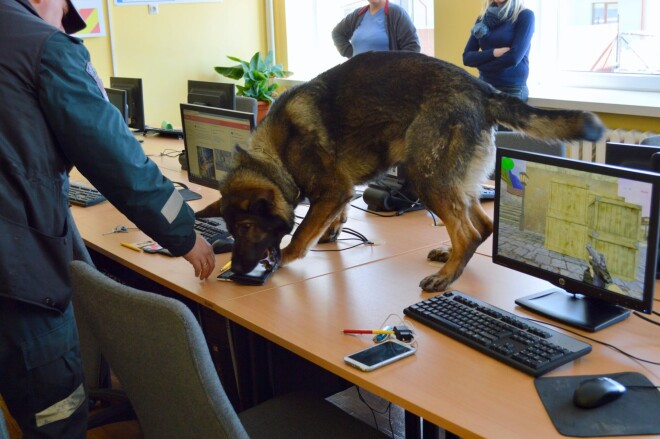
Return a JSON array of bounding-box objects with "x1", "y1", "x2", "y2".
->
[{"x1": 405, "y1": 411, "x2": 421, "y2": 438}]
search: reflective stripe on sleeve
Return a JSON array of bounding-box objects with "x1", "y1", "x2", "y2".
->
[
  {"x1": 161, "y1": 188, "x2": 184, "y2": 224},
  {"x1": 35, "y1": 383, "x2": 85, "y2": 427}
]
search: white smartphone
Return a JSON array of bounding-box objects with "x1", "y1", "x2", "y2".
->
[{"x1": 344, "y1": 340, "x2": 416, "y2": 372}]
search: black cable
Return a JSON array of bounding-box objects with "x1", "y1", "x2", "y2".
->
[
  {"x1": 310, "y1": 227, "x2": 373, "y2": 252},
  {"x1": 356, "y1": 387, "x2": 394, "y2": 439},
  {"x1": 633, "y1": 311, "x2": 660, "y2": 326},
  {"x1": 526, "y1": 318, "x2": 660, "y2": 366}
]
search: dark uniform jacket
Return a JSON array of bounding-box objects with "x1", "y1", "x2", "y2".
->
[{"x1": 0, "y1": 0, "x2": 197, "y2": 312}]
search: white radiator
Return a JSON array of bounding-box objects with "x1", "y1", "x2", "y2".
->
[{"x1": 567, "y1": 129, "x2": 657, "y2": 163}]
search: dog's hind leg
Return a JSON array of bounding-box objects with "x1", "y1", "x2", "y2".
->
[{"x1": 420, "y1": 191, "x2": 486, "y2": 292}]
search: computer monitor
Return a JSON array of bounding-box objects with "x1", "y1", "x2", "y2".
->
[
  {"x1": 104, "y1": 87, "x2": 128, "y2": 125},
  {"x1": 180, "y1": 103, "x2": 254, "y2": 195},
  {"x1": 606, "y1": 141, "x2": 660, "y2": 279},
  {"x1": 109, "y1": 77, "x2": 145, "y2": 132},
  {"x1": 606, "y1": 141, "x2": 660, "y2": 172},
  {"x1": 493, "y1": 148, "x2": 659, "y2": 332},
  {"x1": 187, "y1": 80, "x2": 235, "y2": 110}
]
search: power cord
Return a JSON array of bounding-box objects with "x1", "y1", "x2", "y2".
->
[
  {"x1": 310, "y1": 227, "x2": 374, "y2": 252},
  {"x1": 355, "y1": 387, "x2": 395, "y2": 439},
  {"x1": 633, "y1": 311, "x2": 660, "y2": 326}
]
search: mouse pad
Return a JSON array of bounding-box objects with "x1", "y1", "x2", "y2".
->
[{"x1": 535, "y1": 371, "x2": 660, "y2": 437}]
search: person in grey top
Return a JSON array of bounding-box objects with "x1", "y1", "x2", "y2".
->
[{"x1": 332, "y1": 0, "x2": 421, "y2": 58}]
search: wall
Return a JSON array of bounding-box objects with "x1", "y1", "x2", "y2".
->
[
  {"x1": 433, "y1": 0, "x2": 659, "y2": 132},
  {"x1": 86, "y1": 0, "x2": 266, "y2": 127},
  {"x1": 86, "y1": 0, "x2": 656, "y2": 132}
]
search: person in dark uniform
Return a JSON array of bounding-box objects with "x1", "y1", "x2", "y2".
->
[{"x1": 0, "y1": 0, "x2": 216, "y2": 436}]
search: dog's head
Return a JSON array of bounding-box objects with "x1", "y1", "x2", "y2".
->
[{"x1": 220, "y1": 186, "x2": 294, "y2": 275}]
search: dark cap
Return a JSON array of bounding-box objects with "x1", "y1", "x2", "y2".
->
[{"x1": 62, "y1": 0, "x2": 86, "y2": 34}]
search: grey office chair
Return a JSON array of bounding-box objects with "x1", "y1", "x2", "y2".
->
[
  {"x1": 235, "y1": 96, "x2": 258, "y2": 126},
  {"x1": 0, "y1": 406, "x2": 9, "y2": 439},
  {"x1": 69, "y1": 261, "x2": 386, "y2": 439},
  {"x1": 640, "y1": 134, "x2": 660, "y2": 146}
]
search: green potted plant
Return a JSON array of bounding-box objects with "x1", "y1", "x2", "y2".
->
[{"x1": 214, "y1": 50, "x2": 291, "y2": 122}]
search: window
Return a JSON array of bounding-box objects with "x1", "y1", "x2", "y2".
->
[
  {"x1": 528, "y1": 0, "x2": 659, "y2": 92},
  {"x1": 592, "y1": 2, "x2": 618, "y2": 25},
  {"x1": 283, "y1": 0, "x2": 434, "y2": 80}
]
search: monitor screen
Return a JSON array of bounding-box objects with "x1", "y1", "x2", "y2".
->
[
  {"x1": 493, "y1": 148, "x2": 659, "y2": 331},
  {"x1": 180, "y1": 103, "x2": 254, "y2": 191},
  {"x1": 187, "y1": 80, "x2": 235, "y2": 110},
  {"x1": 109, "y1": 77, "x2": 145, "y2": 132},
  {"x1": 104, "y1": 87, "x2": 128, "y2": 124}
]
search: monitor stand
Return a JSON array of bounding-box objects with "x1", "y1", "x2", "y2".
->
[{"x1": 515, "y1": 289, "x2": 631, "y2": 332}]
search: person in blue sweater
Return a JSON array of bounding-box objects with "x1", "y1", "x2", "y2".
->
[
  {"x1": 332, "y1": 0, "x2": 420, "y2": 58},
  {"x1": 463, "y1": 0, "x2": 534, "y2": 102}
]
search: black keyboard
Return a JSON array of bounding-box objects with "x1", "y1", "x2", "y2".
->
[
  {"x1": 68, "y1": 182, "x2": 106, "y2": 207},
  {"x1": 404, "y1": 291, "x2": 592, "y2": 376},
  {"x1": 194, "y1": 217, "x2": 232, "y2": 243}
]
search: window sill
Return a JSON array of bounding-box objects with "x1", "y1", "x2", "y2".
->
[
  {"x1": 277, "y1": 79, "x2": 660, "y2": 119},
  {"x1": 528, "y1": 86, "x2": 660, "y2": 118}
]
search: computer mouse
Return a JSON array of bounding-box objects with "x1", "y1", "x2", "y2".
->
[
  {"x1": 212, "y1": 237, "x2": 234, "y2": 254},
  {"x1": 573, "y1": 377, "x2": 626, "y2": 409}
]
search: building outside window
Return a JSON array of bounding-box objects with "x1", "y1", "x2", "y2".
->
[{"x1": 527, "y1": 0, "x2": 659, "y2": 92}]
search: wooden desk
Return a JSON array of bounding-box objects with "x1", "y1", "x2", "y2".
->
[
  {"x1": 71, "y1": 135, "x2": 452, "y2": 310},
  {"x1": 71, "y1": 135, "x2": 660, "y2": 438},
  {"x1": 218, "y1": 249, "x2": 660, "y2": 439}
]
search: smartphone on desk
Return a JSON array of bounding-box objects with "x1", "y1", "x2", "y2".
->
[
  {"x1": 344, "y1": 340, "x2": 416, "y2": 372},
  {"x1": 217, "y1": 260, "x2": 277, "y2": 286}
]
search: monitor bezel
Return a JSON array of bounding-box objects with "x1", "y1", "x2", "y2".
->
[
  {"x1": 493, "y1": 147, "x2": 659, "y2": 315},
  {"x1": 109, "y1": 77, "x2": 145, "y2": 132},
  {"x1": 187, "y1": 80, "x2": 236, "y2": 110},
  {"x1": 104, "y1": 87, "x2": 128, "y2": 124},
  {"x1": 605, "y1": 141, "x2": 660, "y2": 172},
  {"x1": 179, "y1": 103, "x2": 254, "y2": 190}
]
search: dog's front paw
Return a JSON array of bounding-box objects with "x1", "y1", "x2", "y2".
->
[
  {"x1": 280, "y1": 247, "x2": 300, "y2": 267},
  {"x1": 318, "y1": 225, "x2": 343, "y2": 243},
  {"x1": 427, "y1": 246, "x2": 452, "y2": 263},
  {"x1": 419, "y1": 274, "x2": 452, "y2": 292}
]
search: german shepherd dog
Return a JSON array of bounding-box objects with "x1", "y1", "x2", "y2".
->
[{"x1": 196, "y1": 51, "x2": 604, "y2": 292}]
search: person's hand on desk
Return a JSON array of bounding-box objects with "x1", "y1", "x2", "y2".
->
[{"x1": 184, "y1": 235, "x2": 216, "y2": 280}]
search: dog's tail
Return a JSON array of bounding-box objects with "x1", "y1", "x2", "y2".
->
[{"x1": 488, "y1": 92, "x2": 605, "y2": 142}]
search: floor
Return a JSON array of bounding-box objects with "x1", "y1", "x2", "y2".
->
[{"x1": 2, "y1": 386, "x2": 405, "y2": 439}]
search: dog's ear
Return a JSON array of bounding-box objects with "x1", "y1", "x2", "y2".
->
[{"x1": 247, "y1": 189, "x2": 275, "y2": 215}]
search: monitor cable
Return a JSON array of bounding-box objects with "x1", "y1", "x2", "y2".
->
[
  {"x1": 632, "y1": 310, "x2": 660, "y2": 327},
  {"x1": 527, "y1": 318, "x2": 660, "y2": 366}
]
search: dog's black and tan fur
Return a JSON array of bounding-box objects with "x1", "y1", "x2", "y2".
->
[{"x1": 197, "y1": 51, "x2": 605, "y2": 292}]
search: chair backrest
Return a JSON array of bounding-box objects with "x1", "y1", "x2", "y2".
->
[
  {"x1": 495, "y1": 131, "x2": 567, "y2": 157},
  {"x1": 235, "y1": 96, "x2": 258, "y2": 126},
  {"x1": 69, "y1": 261, "x2": 249, "y2": 439},
  {"x1": 0, "y1": 406, "x2": 9, "y2": 439},
  {"x1": 640, "y1": 134, "x2": 660, "y2": 146}
]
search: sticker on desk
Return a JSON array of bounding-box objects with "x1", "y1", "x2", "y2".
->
[{"x1": 121, "y1": 240, "x2": 159, "y2": 253}]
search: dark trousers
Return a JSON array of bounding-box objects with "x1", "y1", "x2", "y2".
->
[{"x1": 0, "y1": 299, "x2": 88, "y2": 438}]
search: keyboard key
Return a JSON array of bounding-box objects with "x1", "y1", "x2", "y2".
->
[{"x1": 68, "y1": 182, "x2": 106, "y2": 207}]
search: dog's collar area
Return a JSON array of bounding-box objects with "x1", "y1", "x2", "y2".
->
[{"x1": 248, "y1": 147, "x2": 301, "y2": 207}]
